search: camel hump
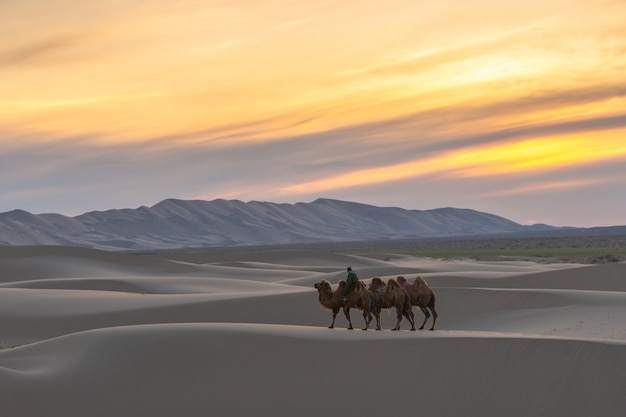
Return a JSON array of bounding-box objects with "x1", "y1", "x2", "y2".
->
[
  {"x1": 413, "y1": 275, "x2": 427, "y2": 287},
  {"x1": 368, "y1": 277, "x2": 382, "y2": 288}
]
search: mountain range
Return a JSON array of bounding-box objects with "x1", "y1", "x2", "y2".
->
[{"x1": 0, "y1": 198, "x2": 571, "y2": 251}]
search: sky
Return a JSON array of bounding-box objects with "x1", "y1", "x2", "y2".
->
[{"x1": 2, "y1": 0, "x2": 626, "y2": 227}]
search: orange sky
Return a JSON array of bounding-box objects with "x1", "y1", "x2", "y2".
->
[{"x1": 2, "y1": 0, "x2": 626, "y2": 226}]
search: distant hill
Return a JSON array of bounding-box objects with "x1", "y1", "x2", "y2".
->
[{"x1": 0, "y1": 198, "x2": 569, "y2": 251}]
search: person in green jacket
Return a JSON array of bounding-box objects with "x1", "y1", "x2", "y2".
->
[{"x1": 342, "y1": 267, "x2": 358, "y2": 301}]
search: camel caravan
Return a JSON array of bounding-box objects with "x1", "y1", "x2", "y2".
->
[{"x1": 314, "y1": 268, "x2": 438, "y2": 331}]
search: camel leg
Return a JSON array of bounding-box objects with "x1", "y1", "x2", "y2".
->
[
  {"x1": 374, "y1": 310, "x2": 382, "y2": 331},
  {"x1": 405, "y1": 308, "x2": 416, "y2": 331},
  {"x1": 343, "y1": 307, "x2": 354, "y2": 330},
  {"x1": 418, "y1": 306, "x2": 430, "y2": 330},
  {"x1": 429, "y1": 306, "x2": 438, "y2": 331},
  {"x1": 392, "y1": 307, "x2": 402, "y2": 331},
  {"x1": 361, "y1": 311, "x2": 370, "y2": 331},
  {"x1": 329, "y1": 307, "x2": 340, "y2": 328},
  {"x1": 362, "y1": 296, "x2": 373, "y2": 330},
  {"x1": 369, "y1": 300, "x2": 381, "y2": 330}
]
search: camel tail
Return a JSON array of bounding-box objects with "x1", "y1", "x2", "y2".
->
[{"x1": 427, "y1": 292, "x2": 436, "y2": 309}]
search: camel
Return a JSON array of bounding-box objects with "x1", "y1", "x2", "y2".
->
[
  {"x1": 314, "y1": 279, "x2": 379, "y2": 330},
  {"x1": 367, "y1": 277, "x2": 416, "y2": 331},
  {"x1": 397, "y1": 275, "x2": 438, "y2": 330}
]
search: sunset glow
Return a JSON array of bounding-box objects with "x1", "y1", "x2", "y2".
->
[
  {"x1": 2, "y1": 0, "x2": 626, "y2": 226},
  {"x1": 279, "y1": 127, "x2": 626, "y2": 195}
]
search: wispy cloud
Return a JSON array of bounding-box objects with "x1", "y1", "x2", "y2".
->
[
  {"x1": 479, "y1": 179, "x2": 603, "y2": 198},
  {"x1": 275, "y1": 127, "x2": 626, "y2": 196},
  {"x1": 0, "y1": 32, "x2": 87, "y2": 66}
]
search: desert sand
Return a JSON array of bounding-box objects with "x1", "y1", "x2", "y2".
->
[{"x1": 0, "y1": 245, "x2": 624, "y2": 417}]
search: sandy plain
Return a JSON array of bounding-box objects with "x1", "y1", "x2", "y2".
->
[{"x1": 0, "y1": 244, "x2": 624, "y2": 417}]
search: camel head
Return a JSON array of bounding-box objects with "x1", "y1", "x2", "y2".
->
[
  {"x1": 314, "y1": 280, "x2": 333, "y2": 294},
  {"x1": 387, "y1": 278, "x2": 399, "y2": 289}
]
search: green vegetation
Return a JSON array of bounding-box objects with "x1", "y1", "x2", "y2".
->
[
  {"x1": 328, "y1": 235, "x2": 626, "y2": 263},
  {"x1": 395, "y1": 247, "x2": 626, "y2": 262}
]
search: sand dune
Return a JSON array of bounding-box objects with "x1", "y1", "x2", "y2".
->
[{"x1": 0, "y1": 246, "x2": 624, "y2": 416}]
